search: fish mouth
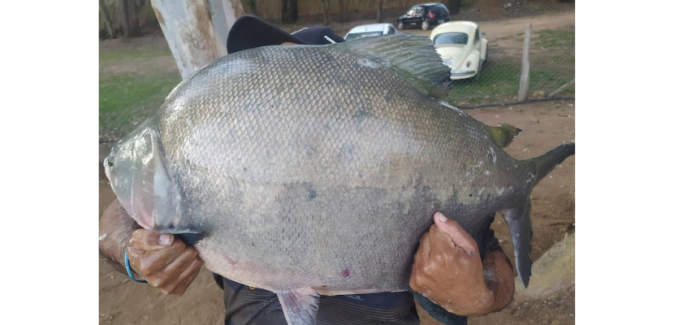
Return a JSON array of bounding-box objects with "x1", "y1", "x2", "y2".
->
[
  {"x1": 103, "y1": 155, "x2": 113, "y2": 182},
  {"x1": 104, "y1": 142, "x2": 121, "y2": 184}
]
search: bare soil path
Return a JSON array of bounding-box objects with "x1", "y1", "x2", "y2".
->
[{"x1": 401, "y1": 10, "x2": 575, "y2": 39}]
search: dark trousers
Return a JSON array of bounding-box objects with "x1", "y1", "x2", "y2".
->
[{"x1": 214, "y1": 275, "x2": 420, "y2": 325}]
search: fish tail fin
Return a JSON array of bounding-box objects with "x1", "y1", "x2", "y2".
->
[
  {"x1": 500, "y1": 201, "x2": 533, "y2": 288},
  {"x1": 505, "y1": 143, "x2": 574, "y2": 287},
  {"x1": 529, "y1": 143, "x2": 575, "y2": 186}
]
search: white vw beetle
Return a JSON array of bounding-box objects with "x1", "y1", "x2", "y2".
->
[{"x1": 430, "y1": 21, "x2": 488, "y2": 80}]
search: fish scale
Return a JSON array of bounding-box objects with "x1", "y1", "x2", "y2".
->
[{"x1": 105, "y1": 34, "x2": 574, "y2": 325}]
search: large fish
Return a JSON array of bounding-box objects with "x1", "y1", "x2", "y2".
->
[{"x1": 104, "y1": 34, "x2": 574, "y2": 325}]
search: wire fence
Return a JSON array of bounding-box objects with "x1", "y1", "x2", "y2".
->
[
  {"x1": 446, "y1": 24, "x2": 575, "y2": 108},
  {"x1": 99, "y1": 24, "x2": 575, "y2": 143}
]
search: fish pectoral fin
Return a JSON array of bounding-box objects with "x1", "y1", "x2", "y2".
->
[
  {"x1": 154, "y1": 229, "x2": 205, "y2": 246},
  {"x1": 489, "y1": 124, "x2": 522, "y2": 149},
  {"x1": 173, "y1": 232, "x2": 206, "y2": 246},
  {"x1": 277, "y1": 288, "x2": 320, "y2": 325},
  {"x1": 501, "y1": 200, "x2": 533, "y2": 288}
]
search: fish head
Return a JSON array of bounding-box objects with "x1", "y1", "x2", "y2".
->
[{"x1": 104, "y1": 117, "x2": 181, "y2": 230}]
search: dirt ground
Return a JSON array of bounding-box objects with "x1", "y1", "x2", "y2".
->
[
  {"x1": 99, "y1": 100, "x2": 575, "y2": 325},
  {"x1": 400, "y1": 10, "x2": 574, "y2": 40},
  {"x1": 275, "y1": 0, "x2": 575, "y2": 37}
]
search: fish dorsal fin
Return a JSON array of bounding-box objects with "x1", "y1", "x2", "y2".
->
[
  {"x1": 489, "y1": 124, "x2": 522, "y2": 149},
  {"x1": 335, "y1": 34, "x2": 452, "y2": 98},
  {"x1": 277, "y1": 288, "x2": 320, "y2": 325}
]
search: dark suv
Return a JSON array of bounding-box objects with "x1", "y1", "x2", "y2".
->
[{"x1": 397, "y1": 3, "x2": 450, "y2": 31}]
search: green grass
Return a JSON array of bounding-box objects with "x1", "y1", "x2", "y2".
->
[
  {"x1": 99, "y1": 73, "x2": 179, "y2": 115},
  {"x1": 446, "y1": 26, "x2": 575, "y2": 106},
  {"x1": 99, "y1": 42, "x2": 180, "y2": 138},
  {"x1": 449, "y1": 61, "x2": 521, "y2": 105},
  {"x1": 552, "y1": 55, "x2": 574, "y2": 64},
  {"x1": 99, "y1": 48, "x2": 173, "y2": 61},
  {"x1": 99, "y1": 72, "x2": 181, "y2": 137},
  {"x1": 461, "y1": 0, "x2": 476, "y2": 9},
  {"x1": 447, "y1": 60, "x2": 574, "y2": 106},
  {"x1": 534, "y1": 28, "x2": 575, "y2": 48}
]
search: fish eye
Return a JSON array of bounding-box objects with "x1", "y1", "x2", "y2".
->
[{"x1": 106, "y1": 157, "x2": 114, "y2": 168}]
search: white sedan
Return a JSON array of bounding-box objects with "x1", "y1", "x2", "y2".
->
[
  {"x1": 430, "y1": 21, "x2": 488, "y2": 80},
  {"x1": 344, "y1": 23, "x2": 398, "y2": 42}
]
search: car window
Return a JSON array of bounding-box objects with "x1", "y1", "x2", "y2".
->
[
  {"x1": 388, "y1": 26, "x2": 395, "y2": 34},
  {"x1": 474, "y1": 29, "x2": 480, "y2": 44},
  {"x1": 345, "y1": 31, "x2": 384, "y2": 41},
  {"x1": 408, "y1": 6, "x2": 423, "y2": 15},
  {"x1": 433, "y1": 32, "x2": 469, "y2": 46}
]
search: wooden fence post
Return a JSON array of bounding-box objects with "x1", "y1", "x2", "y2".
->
[
  {"x1": 150, "y1": 0, "x2": 240, "y2": 79},
  {"x1": 518, "y1": 23, "x2": 532, "y2": 102}
]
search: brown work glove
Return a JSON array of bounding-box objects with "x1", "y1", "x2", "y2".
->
[
  {"x1": 410, "y1": 212, "x2": 515, "y2": 316},
  {"x1": 126, "y1": 230, "x2": 203, "y2": 295}
]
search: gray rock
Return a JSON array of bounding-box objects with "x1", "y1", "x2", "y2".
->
[{"x1": 515, "y1": 234, "x2": 575, "y2": 299}]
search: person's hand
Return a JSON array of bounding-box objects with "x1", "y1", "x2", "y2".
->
[
  {"x1": 126, "y1": 230, "x2": 203, "y2": 295},
  {"x1": 409, "y1": 212, "x2": 514, "y2": 316}
]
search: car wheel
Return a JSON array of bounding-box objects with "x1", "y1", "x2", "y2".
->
[
  {"x1": 398, "y1": 21, "x2": 405, "y2": 30},
  {"x1": 421, "y1": 20, "x2": 430, "y2": 31}
]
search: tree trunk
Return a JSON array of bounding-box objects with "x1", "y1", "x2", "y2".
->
[
  {"x1": 282, "y1": 0, "x2": 298, "y2": 23},
  {"x1": 116, "y1": 0, "x2": 128, "y2": 36},
  {"x1": 339, "y1": 0, "x2": 344, "y2": 23},
  {"x1": 227, "y1": 0, "x2": 246, "y2": 18},
  {"x1": 377, "y1": 0, "x2": 383, "y2": 23},
  {"x1": 281, "y1": 0, "x2": 287, "y2": 21},
  {"x1": 246, "y1": 0, "x2": 258, "y2": 16},
  {"x1": 116, "y1": 0, "x2": 141, "y2": 37},
  {"x1": 150, "y1": 0, "x2": 236, "y2": 79},
  {"x1": 321, "y1": 0, "x2": 330, "y2": 26},
  {"x1": 100, "y1": 0, "x2": 116, "y2": 39},
  {"x1": 448, "y1": 0, "x2": 461, "y2": 15},
  {"x1": 126, "y1": 0, "x2": 141, "y2": 37}
]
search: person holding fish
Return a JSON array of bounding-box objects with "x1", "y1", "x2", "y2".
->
[{"x1": 99, "y1": 16, "x2": 516, "y2": 325}]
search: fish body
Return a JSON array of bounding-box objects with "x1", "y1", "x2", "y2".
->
[{"x1": 105, "y1": 34, "x2": 574, "y2": 325}]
